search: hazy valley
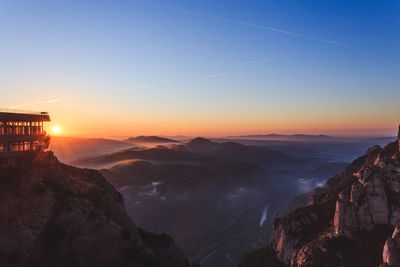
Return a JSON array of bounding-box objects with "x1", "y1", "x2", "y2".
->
[{"x1": 50, "y1": 134, "x2": 394, "y2": 267}]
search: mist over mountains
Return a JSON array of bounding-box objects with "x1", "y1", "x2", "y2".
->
[
  {"x1": 0, "y1": 130, "x2": 397, "y2": 267},
  {"x1": 126, "y1": 136, "x2": 179, "y2": 144},
  {"x1": 47, "y1": 133, "x2": 393, "y2": 267}
]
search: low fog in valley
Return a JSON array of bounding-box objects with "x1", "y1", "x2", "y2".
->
[{"x1": 51, "y1": 134, "x2": 393, "y2": 267}]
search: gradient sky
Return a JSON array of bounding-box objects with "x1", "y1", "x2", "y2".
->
[{"x1": 0, "y1": 0, "x2": 399, "y2": 137}]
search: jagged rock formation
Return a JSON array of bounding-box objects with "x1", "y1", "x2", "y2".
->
[
  {"x1": 239, "y1": 126, "x2": 400, "y2": 267},
  {"x1": 333, "y1": 144, "x2": 391, "y2": 236},
  {"x1": 0, "y1": 152, "x2": 194, "y2": 267},
  {"x1": 336, "y1": 130, "x2": 400, "y2": 237}
]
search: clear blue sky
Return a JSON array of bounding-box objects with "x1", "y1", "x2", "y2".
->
[{"x1": 0, "y1": 0, "x2": 399, "y2": 137}]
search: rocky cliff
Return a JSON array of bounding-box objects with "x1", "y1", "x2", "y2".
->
[
  {"x1": 239, "y1": 126, "x2": 400, "y2": 267},
  {"x1": 0, "y1": 151, "x2": 194, "y2": 267}
]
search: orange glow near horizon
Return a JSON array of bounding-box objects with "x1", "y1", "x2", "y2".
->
[
  {"x1": 35, "y1": 94, "x2": 400, "y2": 139},
  {"x1": 42, "y1": 112, "x2": 398, "y2": 139}
]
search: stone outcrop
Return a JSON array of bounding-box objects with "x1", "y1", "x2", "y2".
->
[
  {"x1": 239, "y1": 126, "x2": 400, "y2": 267},
  {"x1": 0, "y1": 152, "x2": 194, "y2": 267},
  {"x1": 333, "y1": 145, "x2": 391, "y2": 236},
  {"x1": 271, "y1": 203, "x2": 334, "y2": 264},
  {"x1": 332, "y1": 127, "x2": 400, "y2": 239}
]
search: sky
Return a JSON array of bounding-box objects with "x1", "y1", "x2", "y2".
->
[{"x1": 0, "y1": 0, "x2": 399, "y2": 137}]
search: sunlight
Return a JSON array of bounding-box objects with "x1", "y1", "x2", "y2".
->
[{"x1": 52, "y1": 125, "x2": 62, "y2": 135}]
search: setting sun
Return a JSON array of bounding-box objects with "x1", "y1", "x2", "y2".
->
[{"x1": 52, "y1": 125, "x2": 62, "y2": 135}]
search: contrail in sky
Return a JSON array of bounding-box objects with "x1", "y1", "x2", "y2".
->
[
  {"x1": 9, "y1": 98, "x2": 61, "y2": 109},
  {"x1": 232, "y1": 58, "x2": 271, "y2": 66},
  {"x1": 201, "y1": 73, "x2": 240, "y2": 79},
  {"x1": 176, "y1": 8, "x2": 349, "y2": 47}
]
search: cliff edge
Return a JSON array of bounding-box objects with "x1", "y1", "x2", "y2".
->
[{"x1": 0, "y1": 151, "x2": 193, "y2": 267}]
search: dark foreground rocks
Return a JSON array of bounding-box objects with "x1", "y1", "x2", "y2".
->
[{"x1": 0, "y1": 152, "x2": 194, "y2": 267}]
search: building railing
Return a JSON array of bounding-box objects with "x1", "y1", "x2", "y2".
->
[
  {"x1": 0, "y1": 108, "x2": 48, "y2": 116},
  {"x1": 0, "y1": 131, "x2": 48, "y2": 136}
]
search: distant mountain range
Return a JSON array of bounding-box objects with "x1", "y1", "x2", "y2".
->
[
  {"x1": 227, "y1": 134, "x2": 337, "y2": 142},
  {"x1": 235, "y1": 134, "x2": 332, "y2": 138},
  {"x1": 75, "y1": 137, "x2": 318, "y2": 169},
  {"x1": 126, "y1": 135, "x2": 179, "y2": 143},
  {"x1": 227, "y1": 134, "x2": 395, "y2": 142}
]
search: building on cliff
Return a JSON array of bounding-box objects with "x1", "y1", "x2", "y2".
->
[{"x1": 0, "y1": 109, "x2": 51, "y2": 154}]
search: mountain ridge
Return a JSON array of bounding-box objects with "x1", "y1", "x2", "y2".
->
[
  {"x1": 126, "y1": 136, "x2": 179, "y2": 144},
  {"x1": 75, "y1": 137, "x2": 313, "y2": 169}
]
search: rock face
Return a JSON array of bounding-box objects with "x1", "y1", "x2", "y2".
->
[
  {"x1": 0, "y1": 152, "x2": 193, "y2": 267},
  {"x1": 333, "y1": 145, "x2": 391, "y2": 236},
  {"x1": 239, "y1": 126, "x2": 400, "y2": 267}
]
